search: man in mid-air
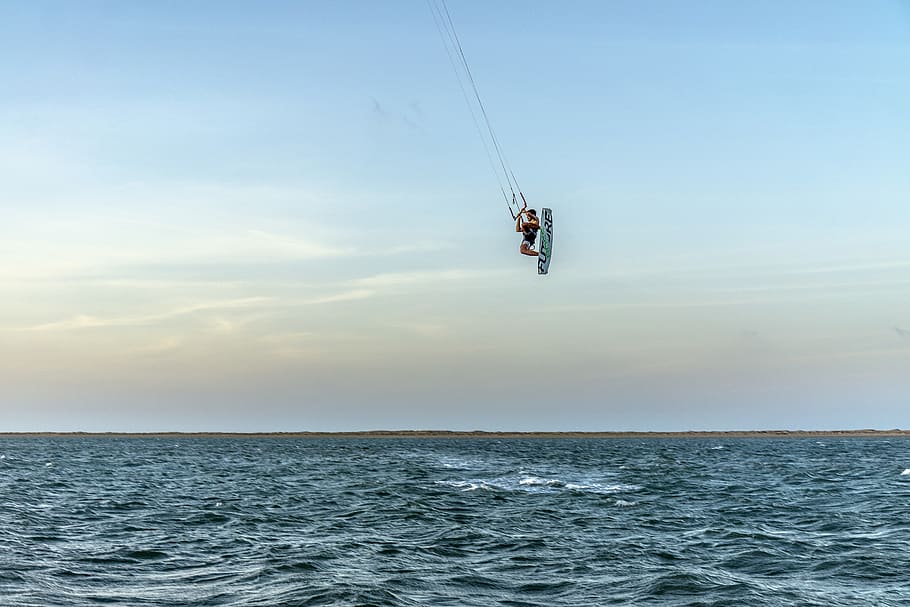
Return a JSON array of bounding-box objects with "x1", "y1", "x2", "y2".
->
[{"x1": 515, "y1": 207, "x2": 540, "y2": 257}]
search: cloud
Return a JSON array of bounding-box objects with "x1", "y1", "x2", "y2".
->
[
  {"x1": 2, "y1": 268, "x2": 486, "y2": 339},
  {"x1": 544, "y1": 299, "x2": 760, "y2": 312},
  {"x1": 270, "y1": 267, "x2": 504, "y2": 309},
  {"x1": 3, "y1": 282, "x2": 385, "y2": 334},
  {"x1": 374, "y1": 241, "x2": 451, "y2": 255},
  {"x1": 242, "y1": 230, "x2": 350, "y2": 259},
  {"x1": 48, "y1": 279, "x2": 250, "y2": 290},
  {"x1": 598, "y1": 256, "x2": 910, "y2": 284},
  {"x1": 896, "y1": 327, "x2": 910, "y2": 339},
  {"x1": 781, "y1": 260, "x2": 910, "y2": 276},
  {"x1": 1, "y1": 178, "x2": 364, "y2": 283},
  {"x1": 9, "y1": 297, "x2": 273, "y2": 332},
  {"x1": 712, "y1": 278, "x2": 910, "y2": 294},
  {"x1": 259, "y1": 332, "x2": 314, "y2": 345},
  {"x1": 301, "y1": 289, "x2": 375, "y2": 305},
  {"x1": 353, "y1": 269, "x2": 495, "y2": 289}
]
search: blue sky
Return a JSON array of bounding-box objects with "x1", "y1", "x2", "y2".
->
[{"x1": 1, "y1": 1, "x2": 908, "y2": 431}]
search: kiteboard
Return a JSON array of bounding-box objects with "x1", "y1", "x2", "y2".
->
[{"x1": 538, "y1": 207, "x2": 553, "y2": 275}]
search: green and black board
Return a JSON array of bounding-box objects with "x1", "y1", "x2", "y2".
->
[{"x1": 538, "y1": 207, "x2": 553, "y2": 275}]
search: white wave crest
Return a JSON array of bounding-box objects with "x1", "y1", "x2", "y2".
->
[
  {"x1": 436, "y1": 456, "x2": 483, "y2": 470},
  {"x1": 519, "y1": 476, "x2": 564, "y2": 488},
  {"x1": 901, "y1": 469, "x2": 910, "y2": 476},
  {"x1": 439, "y1": 475, "x2": 640, "y2": 495},
  {"x1": 435, "y1": 480, "x2": 499, "y2": 492}
]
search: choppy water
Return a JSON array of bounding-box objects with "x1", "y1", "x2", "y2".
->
[{"x1": 1, "y1": 437, "x2": 909, "y2": 606}]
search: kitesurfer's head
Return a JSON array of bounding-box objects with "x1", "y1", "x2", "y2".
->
[{"x1": 527, "y1": 209, "x2": 537, "y2": 217}]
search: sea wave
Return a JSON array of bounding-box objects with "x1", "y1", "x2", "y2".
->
[{"x1": 437, "y1": 474, "x2": 640, "y2": 495}]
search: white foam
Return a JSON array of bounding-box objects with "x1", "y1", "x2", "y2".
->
[
  {"x1": 901, "y1": 469, "x2": 910, "y2": 476},
  {"x1": 436, "y1": 480, "x2": 498, "y2": 492},
  {"x1": 570, "y1": 482, "x2": 641, "y2": 494},
  {"x1": 438, "y1": 475, "x2": 641, "y2": 495},
  {"x1": 564, "y1": 483, "x2": 591, "y2": 490},
  {"x1": 614, "y1": 499, "x2": 637, "y2": 507},
  {"x1": 45, "y1": 462, "x2": 54, "y2": 467},
  {"x1": 435, "y1": 456, "x2": 486, "y2": 471},
  {"x1": 710, "y1": 446, "x2": 725, "y2": 450},
  {"x1": 519, "y1": 476, "x2": 564, "y2": 488}
]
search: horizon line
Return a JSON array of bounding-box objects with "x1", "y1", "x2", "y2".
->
[{"x1": 1, "y1": 429, "x2": 907, "y2": 439}]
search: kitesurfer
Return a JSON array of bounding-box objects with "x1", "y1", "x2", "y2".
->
[{"x1": 516, "y1": 207, "x2": 540, "y2": 257}]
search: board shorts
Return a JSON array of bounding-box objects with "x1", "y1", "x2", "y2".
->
[{"x1": 521, "y1": 238, "x2": 536, "y2": 251}]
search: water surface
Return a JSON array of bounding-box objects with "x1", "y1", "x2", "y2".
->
[{"x1": 1, "y1": 437, "x2": 908, "y2": 605}]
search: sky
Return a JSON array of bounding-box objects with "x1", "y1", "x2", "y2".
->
[{"x1": 1, "y1": 1, "x2": 909, "y2": 432}]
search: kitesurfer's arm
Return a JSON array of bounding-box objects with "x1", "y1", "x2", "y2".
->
[{"x1": 515, "y1": 210, "x2": 539, "y2": 231}]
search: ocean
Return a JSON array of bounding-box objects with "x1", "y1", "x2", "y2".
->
[{"x1": 1, "y1": 437, "x2": 908, "y2": 606}]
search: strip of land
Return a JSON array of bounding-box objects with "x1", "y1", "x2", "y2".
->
[{"x1": 0, "y1": 430, "x2": 908, "y2": 438}]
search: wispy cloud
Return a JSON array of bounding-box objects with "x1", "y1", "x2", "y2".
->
[
  {"x1": 373, "y1": 241, "x2": 452, "y2": 255},
  {"x1": 353, "y1": 269, "x2": 498, "y2": 289},
  {"x1": 242, "y1": 230, "x2": 350, "y2": 259},
  {"x1": 707, "y1": 278, "x2": 910, "y2": 296},
  {"x1": 259, "y1": 332, "x2": 314, "y2": 345},
  {"x1": 0, "y1": 230, "x2": 350, "y2": 284},
  {"x1": 10, "y1": 297, "x2": 273, "y2": 332},
  {"x1": 544, "y1": 299, "x2": 760, "y2": 312},
  {"x1": 599, "y1": 256, "x2": 910, "y2": 283},
  {"x1": 39, "y1": 278, "x2": 254, "y2": 290},
  {"x1": 782, "y1": 260, "x2": 910, "y2": 276},
  {"x1": 300, "y1": 289, "x2": 375, "y2": 305}
]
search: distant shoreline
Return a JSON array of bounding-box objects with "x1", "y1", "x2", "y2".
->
[{"x1": 0, "y1": 430, "x2": 908, "y2": 439}]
